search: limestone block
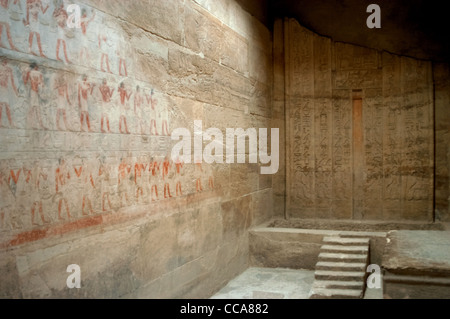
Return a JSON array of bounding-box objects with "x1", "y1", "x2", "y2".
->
[
  {"x1": 184, "y1": 4, "x2": 223, "y2": 62},
  {"x1": 82, "y1": 0, "x2": 184, "y2": 45},
  {"x1": 221, "y1": 195, "x2": 252, "y2": 242},
  {"x1": 249, "y1": 231, "x2": 320, "y2": 270},
  {"x1": 251, "y1": 189, "x2": 273, "y2": 226}
]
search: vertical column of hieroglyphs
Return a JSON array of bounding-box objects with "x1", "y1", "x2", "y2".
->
[
  {"x1": 333, "y1": 43, "x2": 382, "y2": 219},
  {"x1": 382, "y1": 52, "x2": 404, "y2": 219},
  {"x1": 360, "y1": 48, "x2": 383, "y2": 220},
  {"x1": 286, "y1": 19, "x2": 315, "y2": 218},
  {"x1": 362, "y1": 87, "x2": 383, "y2": 219},
  {"x1": 400, "y1": 56, "x2": 434, "y2": 221},
  {"x1": 313, "y1": 34, "x2": 332, "y2": 218},
  {"x1": 331, "y1": 43, "x2": 354, "y2": 219}
]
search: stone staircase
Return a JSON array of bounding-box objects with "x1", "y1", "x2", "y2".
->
[{"x1": 309, "y1": 236, "x2": 370, "y2": 299}]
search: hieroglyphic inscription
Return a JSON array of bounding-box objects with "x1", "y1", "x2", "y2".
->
[
  {"x1": 332, "y1": 89, "x2": 352, "y2": 215},
  {"x1": 314, "y1": 35, "x2": 332, "y2": 210},
  {"x1": 401, "y1": 57, "x2": 433, "y2": 219},
  {"x1": 288, "y1": 21, "x2": 315, "y2": 214},
  {"x1": 362, "y1": 88, "x2": 384, "y2": 218},
  {"x1": 284, "y1": 19, "x2": 434, "y2": 221},
  {"x1": 382, "y1": 52, "x2": 403, "y2": 207}
]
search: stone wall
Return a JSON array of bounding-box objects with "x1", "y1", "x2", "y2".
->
[
  {"x1": 0, "y1": 0, "x2": 274, "y2": 298},
  {"x1": 277, "y1": 19, "x2": 435, "y2": 222},
  {"x1": 434, "y1": 63, "x2": 450, "y2": 222}
]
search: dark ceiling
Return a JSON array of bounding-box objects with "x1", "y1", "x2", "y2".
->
[{"x1": 237, "y1": 0, "x2": 450, "y2": 63}]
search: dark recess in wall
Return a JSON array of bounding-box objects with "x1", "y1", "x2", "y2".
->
[{"x1": 239, "y1": 0, "x2": 450, "y2": 63}]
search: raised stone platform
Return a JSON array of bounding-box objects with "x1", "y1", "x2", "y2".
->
[{"x1": 382, "y1": 230, "x2": 450, "y2": 299}]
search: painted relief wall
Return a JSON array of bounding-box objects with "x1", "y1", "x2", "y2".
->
[
  {"x1": 0, "y1": 0, "x2": 274, "y2": 298},
  {"x1": 0, "y1": 0, "x2": 178, "y2": 238},
  {"x1": 280, "y1": 19, "x2": 434, "y2": 222}
]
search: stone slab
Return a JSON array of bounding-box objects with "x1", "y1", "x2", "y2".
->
[{"x1": 382, "y1": 230, "x2": 450, "y2": 277}]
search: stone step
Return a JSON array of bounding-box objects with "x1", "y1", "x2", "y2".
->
[
  {"x1": 316, "y1": 261, "x2": 367, "y2": 272},
  {"x1": 314, "y1": 270, "x2": 366, "y2": 281},
  {"x1": 321, "y1": 245, "x2": 369, "y2": 254},
  {"x1": 323, "y1": 237, "x2": 370, "y2": 246},
  {"x1": 319, "y1": 252, "x2": 368, "y2": 263},
  {"x1": 310, "y1": 288, "x2": 363, "y2": 299},
  {"x1": 313, "y1": 280, "x2": 364, "y2": 290}
]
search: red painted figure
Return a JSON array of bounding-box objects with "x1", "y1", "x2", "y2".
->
[
  {"x1": 162, "y1": 157, "x2": 172, "y2": 199},
  {"x1": 98, "y1": 158, "x2": 112, "y2": 212},
  {"x1": 0, "y1": 59, "x2": 18, "y2": 128},
  {"x1": 23, "y1": 63, "x2": 48, "y2": 130},
  {"x1": 118, "y1": 157, "x2": 132, "y2": 207},
  {"x1": 98, "y1": 33, "x2": 112, "y2": 74},
  {"x1": 53, "y1": 73, "x2": 72, "y2": 131},
  {"x1": 80, "y1": 161, "x2": 96, "y2": 216},
  {"x1": 0, "y1": 160, "x2": 12, "y2": 230},
  {"x1": 23, "y1": 0, "x2": 49, "y2": 57},
  {"x1": 78, "y1": 9, "x2": 95, "y2": 65},
  {"x1": 195, "y1": 163, "x2": 203, "y2": 193},
  {"x1": 55, "y1": 159, "x2": 71, "y2": 221},
  {"x1": 0, "y1": 0, "x2": 20, "y2": 51},
  {"x1": 53, "y1": 2, "x2": 71, "y2": 64},
  {"x1": 99, "y1": 78, "x2": 114, "y2": 133},
  {"x1": 116, "y1": 39, "x2": 128, "y2": 76},
  {"x1": 149, "y1": 159, "x2": 160, "y2": 201},
  {"x1": 134, "y1": 158, "x2": 147, "y2": 203},
  {"x1": 80, "y1": 8, "x2": 95, "y2": 36},
  {"x1": 174, "y1": 158, "x2": 183, "y2": 196},
  {"x1": 78, "y1": 75, "x2": 95, "y2": 132},
  {"x1": 118, "y1": 82, "x2": 132, "y2": 134},
  {"x1": 28, "y1": 163, "x2": 48, "y2": 226}
]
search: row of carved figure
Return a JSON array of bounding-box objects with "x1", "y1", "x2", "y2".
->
[
  {"x1": 0, "y1": 157, "x2": 215, "y2": 230},
  {"x1": 0, "y1": 59, "x2": 170, "y2": 134},
  {"x1": 1, "y1": 0, "x2": 131, "y2": 74}
]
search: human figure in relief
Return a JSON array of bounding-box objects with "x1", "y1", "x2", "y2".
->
[
  {"x1": 55, "y1": 158, "x2": 71, "y2": 220},
  {"x1": 134, "y1": 85, "x2": 146, "y2": 135},
  {"x1": 53, "y1": 72, "x2": 72, "y2": 131},
  {"x1": 26, "y1": 161, "x2": 49, "y2": 226},
  {"x1": 98, "y1": 78, "x2": 114, "y2": 133},
  {"x1": 98, "y1": 33, "x2": 112, "y2": 74},
  {"x1": 80, "y1": 159, "x2": 96, "y2": 216},
  {"x1": 195, "y1": 163, "x2": 203, "y2": 193},
  {"x1": 146, "y1": 89, "x2": 158, "y2": 136},
  {"x1": 78, "y1": 74, "x2": 95, "y2": 132},
  {"x1": 174, "y1": 157, "x2": 183, "y2": 197},
  {"x1": 0, "y1": 160, "x2": 14, "y2": 230},
  {"x1": 7, "y1": 161, "x2": 22, "y2": 228},
  {"x1": 0, "y1": 58, "x2": 18, "y2": 128},
  {"x1": 53, "y1": 0, "x2": 71, "y2": 64},
  {"x1": 0, "y1": 0, "x2": 20, "y2": 51},
  {"x1": 158, "y1": 97, "x2": 170, "y2": 136},
  {"x1": 162, "y1": 157, "x2": 172, "y2": 199},
  {"x1": 116, "y1": 38, "x2": 128, "y2": 76},
  {"x1": 80, "y1": 8, "x2": 95, "y2": 35},
  {"x1": 23, "y1": 62, "x2": 48, "y2": 130},
  {"x1": 118, "y1": 157, "x2": 132, "y2": 207},
  {"x1": 78, "y1": 8, "x2": 95, "y2": 66},
  {"x1": 98, "y1": 157, "x2": 112, "y2": 212},
  {"x1": 134, "y1": 156, "x2": 147, "y2": 203},
  {"x1": 149, "y1": 158, "x2": 159, "y2": 202},
  {"x1": 118, "y1": 81, "x2": 131, "y2": 134},
  {"x1": 23, "y1": 0, "x2": 49, "y2": 57}
]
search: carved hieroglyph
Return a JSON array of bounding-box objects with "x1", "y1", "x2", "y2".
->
[{"x1": 282, "y1": 19, "x2": 434, "y2": 221}]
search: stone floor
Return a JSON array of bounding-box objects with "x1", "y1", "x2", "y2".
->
[{"x1": 211, "y1": 267, "x2": 383, "y2": 299}]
